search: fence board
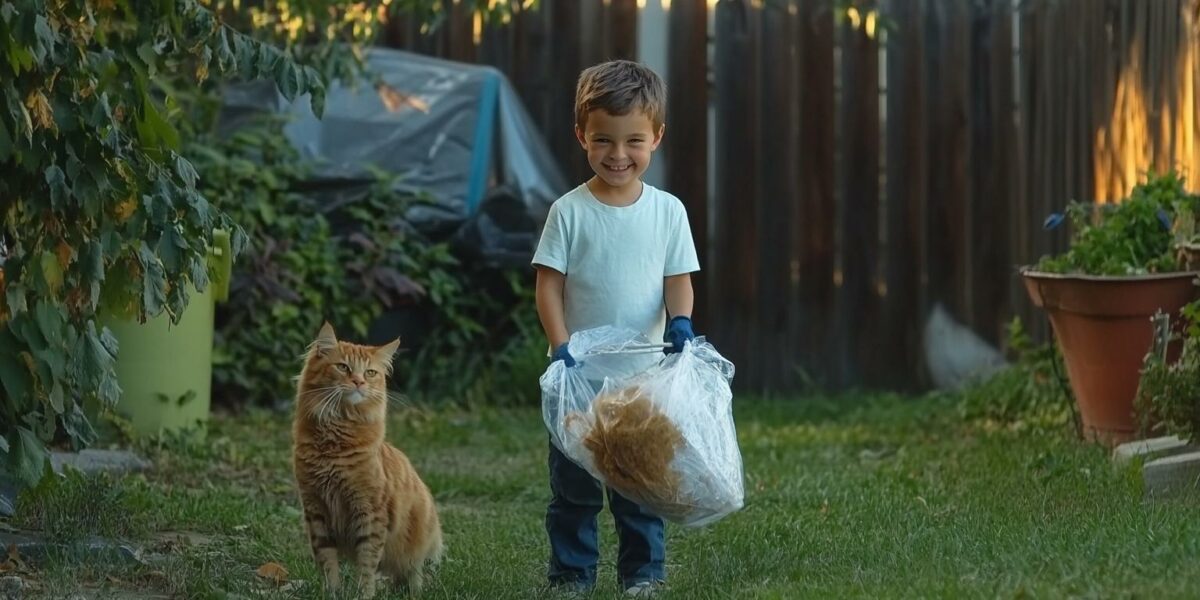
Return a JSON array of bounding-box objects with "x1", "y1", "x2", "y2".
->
[
  {"x1": 882, "y1": 0, "x2": 927, "y2": 389},
  {"x1": 967, "y1": 0, "x2": 1014, "y2": 346},
  {"x1": 755, "y1": 1, "x2": 800, "y2": 391},
  {"x1": 666, "y1": 0, "x2": 710, "y2": 326},
  {"x1": 712, "y1": 0, "x2": 761, "y2": 387},
  {"x1": 795, "y1": 0, "x2": 837, "y2": 388},
  {"x1": 837, "y1": 1, "x2": 882, "y2": 385}
]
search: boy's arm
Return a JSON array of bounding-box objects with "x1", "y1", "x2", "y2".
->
[
  {"x1": 664, "y1": 273, "x2": 694, "y2": 319},
  {"x1": 664, "y1": 273, "x2": 696, "y2": 354},
  {"x1": 535, "y1": 266, "x2": 570, "y2": 348}
]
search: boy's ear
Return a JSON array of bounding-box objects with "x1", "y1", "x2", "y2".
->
[
  {"x1": 651, "y1": 122, "x2": 665, "y2": 150},
  {"x1": 575, "y1": 124, "x2": 587, "y2": 149}
]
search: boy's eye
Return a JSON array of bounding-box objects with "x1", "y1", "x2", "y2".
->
[
  {"x1": 365, "y1": 369, "x2": 379, "y2": 377},
  {"x1": 335, "y1": 363, "x2": 351, "y2": 374}
]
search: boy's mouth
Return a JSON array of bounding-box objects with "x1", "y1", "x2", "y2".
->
[{"x1": 604, "y1": 163, "x2": 633, "y2": 173}]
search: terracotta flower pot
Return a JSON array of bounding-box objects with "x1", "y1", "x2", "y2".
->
[{"x1": 1022, "y1": 269, "x2": 1199, "y2": 446}]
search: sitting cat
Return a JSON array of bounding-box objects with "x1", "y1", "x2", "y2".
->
[{"x1": 292, "y1": 322, "x2": 443, "y2": 597}]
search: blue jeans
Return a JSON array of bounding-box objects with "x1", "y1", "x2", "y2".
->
[{"x1": 545, "y1": 439, "x2": 666, "y2": 588}]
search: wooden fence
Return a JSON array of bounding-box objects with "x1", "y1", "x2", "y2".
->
[{"x1": 383, "y1": 0, "x2": 1200, "y2": 392}]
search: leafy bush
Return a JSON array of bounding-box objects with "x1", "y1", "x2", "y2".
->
[
  {"x1": 1137, "y1": 300, "x2": 1200, "y2": 442},
  {"x1": 194, "y1": 120, "x2": 544, "y2": 407},
  {"x1": 0, "y1": 0, "x2": 330, "y2": 485},
  {"x1": 953, "y1": 317, "x2": 1073, "y2": 430},
  {"x1": 1036, "y1": 171, "x2": 1199, "y2": 275}
]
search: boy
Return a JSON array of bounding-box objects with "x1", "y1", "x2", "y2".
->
[{"x1": 531, "y1": 60, "x2": 700, "y2": 596}]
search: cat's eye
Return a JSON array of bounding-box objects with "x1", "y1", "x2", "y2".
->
[
  {"x1": 334, "y1": 363, "x2": 351, "y2": 374},
  {"x1": 365, "y1": 369, "x2": 378, "y2": 377}
]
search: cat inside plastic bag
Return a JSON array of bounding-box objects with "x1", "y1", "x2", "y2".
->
[{"x1": 540, "y1": 326, "x2": 743, "y2": 527}]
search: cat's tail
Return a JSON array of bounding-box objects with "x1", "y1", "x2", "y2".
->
[{"x1": 428, "y1": 525, "x2": 446, "y2": 569}]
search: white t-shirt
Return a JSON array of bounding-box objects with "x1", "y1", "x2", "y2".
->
[{"x1": 532, "y1": 182, "x2": 700, "y2": 373}]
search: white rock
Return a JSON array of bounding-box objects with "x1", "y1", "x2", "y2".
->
[
  {"x1": 1143, "y1": 451, "x2": 1200, "y2": 498},
  {"x1": 923, "y1": 303, "x2": 1008, "y2": 391},
  {"x1": 1112, "y1": 435, "x2": 1194, "y2": 466}
]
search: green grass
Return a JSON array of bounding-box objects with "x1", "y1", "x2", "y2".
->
[{"x1": 18, "y1": 393, "x2": 1200, "y2": 599}]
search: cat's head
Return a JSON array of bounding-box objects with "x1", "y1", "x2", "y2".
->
[{"x1": 297, "y1": 321, "x2": 400, "y2": 420}]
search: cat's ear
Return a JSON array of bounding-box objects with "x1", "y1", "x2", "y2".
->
[
  {"x1": 314, "y1": 321, "x2": 339, "y2": 356},
  {"x1": 375, "y1": 337, "x2": 401, "y2": 373}
]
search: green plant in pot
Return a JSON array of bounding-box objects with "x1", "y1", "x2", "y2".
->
[
  {"x1": 1136, "y1": 300, "x2": 1200, "y2": 444},
  {"x1": 1021, "y1": 170, "x2": 1200, "y2": 446}
]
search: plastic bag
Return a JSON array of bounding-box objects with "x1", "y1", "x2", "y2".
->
[{"x1": 540, "y1": 326, "x2": 743, "y2": 527}]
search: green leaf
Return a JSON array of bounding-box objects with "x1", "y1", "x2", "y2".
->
[
  {"x1": 183, "y1": 189, "x2": 214, "y2": 230},
  {"x1": 307, "y1": 76, "x2": 326, "y2": 118},
  {"x1": 61, "y1": 403, "x2": 97, "y2": 451},
  {"x1": 77, "y1": 322, "x2": 118, "y2": 406},
  {"x1": 34, "y1": 301, "x2": 64, "y2": 348},
  {"x1": 84, "y1": 239, "x2": 104, "y2": 308},
  {"x1": 15, "y1": 315, "x2": 45, "y2": 354},
  {"x1": 33, "y1": 346, "x2": 66, "y2": 383},
  {"x1": 0, "y1": 434, "x2": 8, "y2": 455},
  {"x1": 276, "y1": 60, "x2": 303, "y2": 102},
  {"x1": 5, "y1": 280, "x2": 27, "y2": 317},
  {"x1": 175, "y1": 154, "x2": 198, "y2": 189},
  {"x1": 98, "y1": 325, "x2": 119, "y2": 360},
  {"x1": 0, "y1": 329, "x2": 31, "y2": 403},
  {"x1": 4, "y1": 44, "x2": 34, "y2": 76},
  {"x1": 138, "y1": 242, "x2": 168, "y2": 316},
  {"x1": 65, "y1": 152, "x2": 83, "y2": 181},
  {"x1": 256, "y1": 43, "x2": 278, "y2": 75},
  {"x1": 45, "y1": 165, "x2": 68, "y2": 209},
  {"x1": 189, "y1": 252, "x2": 209, "y2": 292},
  {"x1": 234, "y1": 33, "x2": 255, "y2": 74},
  {"x1": 48, "y1": 381, "x2": 64, "y2": 414},
  {"x1": 137, "y1": 95, "x2": 180, "y2": 151},
  {"x1": 215, "y1": 28, "x2": 235, "y2": 70},
  {"x1": 0, "y1": 113, "x2": 13, "y2": 161},
  {"x1": 0, "y1": 3, "x2": 15, "y2": 24},
  {"x1": 137, "y1": 42, "x2": 158, "y2": 76},
  {"x1": 32, "y1": 15, "x2": 53, "y2": 62},
  {"x1": 157, "y1": 227, "x2": 185, "y2": 273},
  {"x1": 13, "y1": 426, "x2": 48, "y2": 486},
  {"x1": 39, "y1": 251, "x2": 63, "y2": 295},
  {"x1": 3, "y1": 80, "x2": 31, "y2": 143}
]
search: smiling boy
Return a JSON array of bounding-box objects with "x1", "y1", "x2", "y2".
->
[{"x1": 531, "y1": 60, "x2": 701, "y2": 596}]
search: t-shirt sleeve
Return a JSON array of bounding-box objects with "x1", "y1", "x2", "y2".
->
[
  {"x1": 531, "y1": 201, "x2": 569, "y2": 274},
  {"x1": 665, "y1": 199, "x2": 701, "y2": 276}
]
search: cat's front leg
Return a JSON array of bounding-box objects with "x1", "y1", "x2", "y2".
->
[
  {"x1": 300, "y1": 497, "x2": 341, "y2": 594},
  {"x1": 348, "y1": 504, "x2": 387, "y2": 598}
]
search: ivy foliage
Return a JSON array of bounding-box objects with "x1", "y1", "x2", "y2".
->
[{"x1": 0, "y1": 0, "x2": 329, "y2": 485}]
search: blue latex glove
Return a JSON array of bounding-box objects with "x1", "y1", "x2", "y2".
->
[
  {"x1": 551, "y1": 343, "x2": 576, "y2": 367},
  {"x1": 664, "y1": 316, "x2": 695, "y2": 354}
]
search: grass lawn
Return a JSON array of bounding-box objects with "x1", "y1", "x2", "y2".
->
[{"x1": 18, "y1": 393, "x2": 1200, "y2": 599}]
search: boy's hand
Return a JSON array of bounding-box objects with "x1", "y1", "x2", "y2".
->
[
  {"x1": 551, "y1": 343, "x2": 576, "y2": 367},
  {"x1": 664, "y1": 316, "x2": 695, "y2": 354}
]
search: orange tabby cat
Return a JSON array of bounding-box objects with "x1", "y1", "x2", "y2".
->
[{"x1": 292, "y1": 322, "x2": 443, "y2": 597}]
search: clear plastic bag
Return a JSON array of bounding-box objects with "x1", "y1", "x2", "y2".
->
[{"x1": 540, "y1": 326, "x2": 743, "y2": 527}]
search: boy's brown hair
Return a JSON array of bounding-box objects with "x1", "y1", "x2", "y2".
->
[{"x1": 574, "y1": 60, "x2": 667, "y2": 130}]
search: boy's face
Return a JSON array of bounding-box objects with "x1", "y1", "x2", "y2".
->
[{"x1": 575, "y1": 109, "x2": 664, "y2": 191}]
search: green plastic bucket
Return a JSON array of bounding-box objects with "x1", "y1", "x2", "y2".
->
[{"x1": 103, "y1": 230, "x2": 233, "y2": 438}]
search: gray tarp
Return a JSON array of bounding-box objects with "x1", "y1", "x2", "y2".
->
[{"x1": 220, "y1": 47, "x2": 567, "y2": 265}]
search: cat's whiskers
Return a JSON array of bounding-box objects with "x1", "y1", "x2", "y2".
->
[
  {"x1": 304, "y1": 385, "x2": 345, "y2": 422},
  {"x1": 382, "y1": 389, "x2": 410, "y2": 409}
]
